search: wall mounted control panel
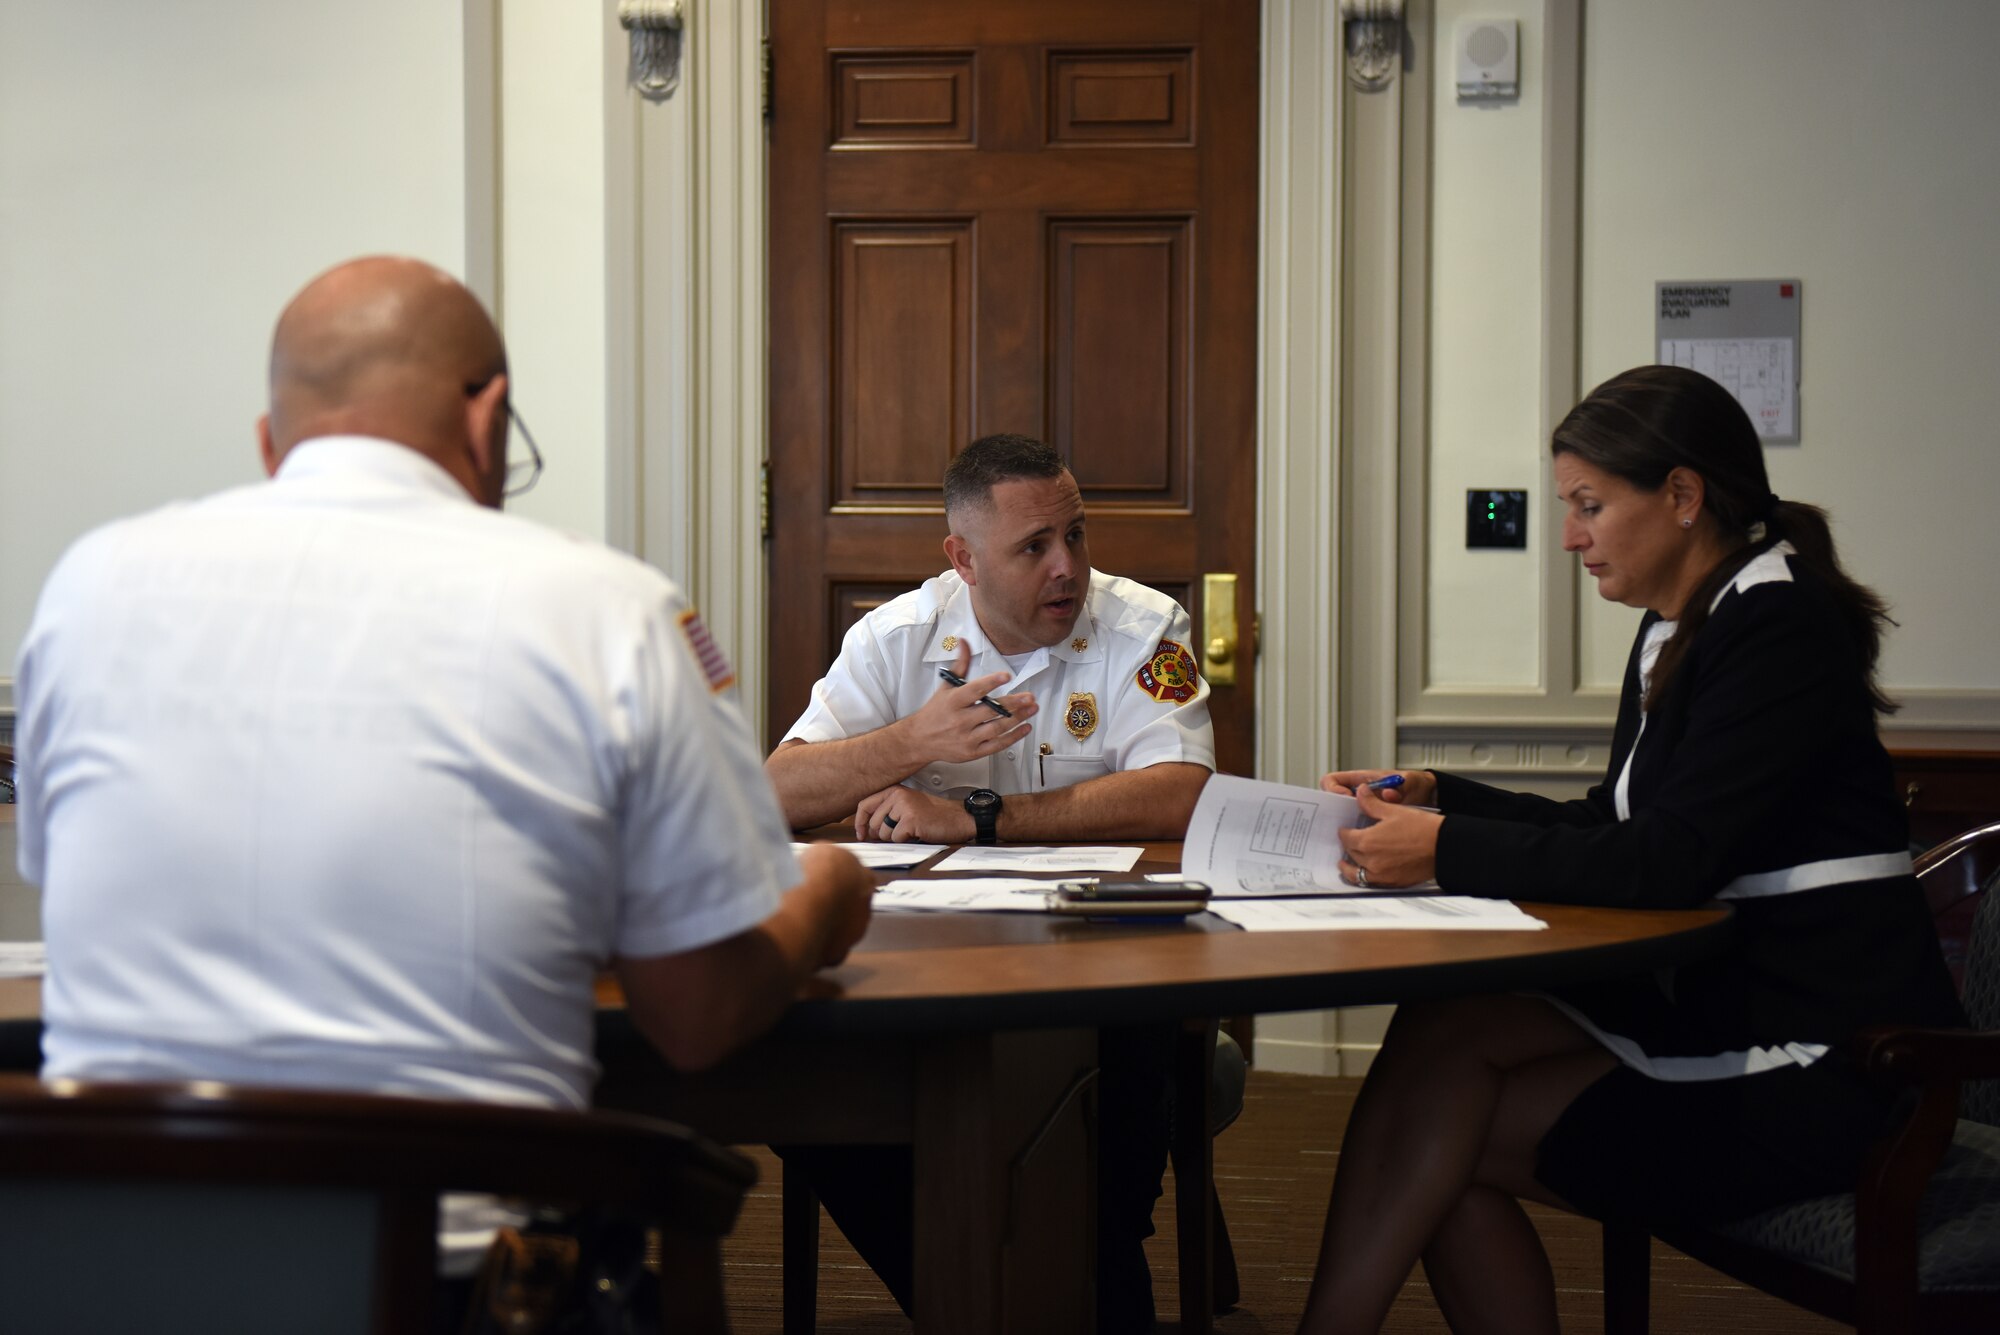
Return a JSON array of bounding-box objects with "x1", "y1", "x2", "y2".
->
[{"x1": 1466, "y1": 489, "x2": 1528, "y2": 548}]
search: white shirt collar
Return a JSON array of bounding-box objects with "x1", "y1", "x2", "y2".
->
[
  {"x1": 920, "y1": 573, "x2": 1104, "y2": 666},
  {"x1": 275, "y1": 435, "x2": 477, "y2": 505},
  {"x1": 926, "y1": 577, "x2": 991, "y2": 662},
  {"x1": 1711, "y1": 540, "x2": 1797, "y2": 609}
]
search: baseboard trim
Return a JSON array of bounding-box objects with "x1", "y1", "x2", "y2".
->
[
  {"x1": 1882, "y1": 689, "x2": 2000, "y2": 739},
  {"x1": 1254, "y1": 1036, "x2": 1379, "y2": 1078}
]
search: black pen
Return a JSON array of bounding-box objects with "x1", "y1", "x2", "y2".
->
[{"x1": 937, "y1": 666, "x2": 1014, "y2": 718}]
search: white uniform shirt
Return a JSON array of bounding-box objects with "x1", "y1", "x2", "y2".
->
[
  {"x1": 16, "y1": 436, "x2": 797, "y2": 1111},
  {"x1": 784, "y1": 570, "x2": 1215, "y2": 795}
]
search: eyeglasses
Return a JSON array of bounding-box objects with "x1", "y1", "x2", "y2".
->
[
  {"x1": 503, "y1": 402, "x2": 543, "y2": 499},
  {"x1": 467, "y1": 379, "x2": 545, "y2": 500}
]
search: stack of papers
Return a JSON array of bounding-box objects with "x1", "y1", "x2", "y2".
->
[
  {"x1": 793, "y1": 841, "x2": 946, "y2": 870},
  {"x1": 873, "y1": 879, "x2": 1057, "y2": 912},
  {"x1": 933, "y1": 846, "x2": 1143, "y2": 873},
  {"x1": 1208, "y1": 897, "x2": 1545, "y2": 933},
  {"x1": 1183, "y1": 774, "x2": 1439, "y2": 897}
]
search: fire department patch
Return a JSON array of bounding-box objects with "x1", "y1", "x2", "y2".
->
[
  {"x1": 679, "y1": 608, "x2": 737, "y2": 693},
  {"x1": 1135, "y1": 639, "x2": 1199, "y2": 704},
  {"x1": 1064, "y1": 692, "x2": 1099, "y2": 740}
]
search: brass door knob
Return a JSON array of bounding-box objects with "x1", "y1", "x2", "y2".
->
[{"x1": 1202, "y1": 573, "x2": 1238, "y2": 686}]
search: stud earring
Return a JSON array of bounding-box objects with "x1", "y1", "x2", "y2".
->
[{"x1": 1681, "y1": 518, "x2": 1693, "y2": 529}]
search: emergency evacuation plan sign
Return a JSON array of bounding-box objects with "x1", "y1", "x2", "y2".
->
[{"x1": 1656, "y1": 279, "x2": 1802, "y2": 443}]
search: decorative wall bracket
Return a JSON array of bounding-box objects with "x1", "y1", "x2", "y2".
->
[
  {"x1": 1337, "y1": 0, "x2": 1406, "y2": 92},
  {"x1": 619, "y1": 0, "x2": 685, "y2": 102}
]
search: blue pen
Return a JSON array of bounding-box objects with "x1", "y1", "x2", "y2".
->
[{"x1": 1363, "y1": 774, "x2": 1405, "y2": 791}]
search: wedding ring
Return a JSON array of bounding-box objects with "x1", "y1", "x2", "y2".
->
[
  {"x1": 1355, "y1": 867, "x2": 1369, "y2": 888},
  {"x1": 883, "y1": 816, "x2": 900, "y2": 831}
]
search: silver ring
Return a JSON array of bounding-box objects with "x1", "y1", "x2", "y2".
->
[
  {"x1": 1354, "y1": 867, "x2": 1369, "y2": 888},
  {"x1": 882, "y1": 816, "x2": 899, "y2": 831}
]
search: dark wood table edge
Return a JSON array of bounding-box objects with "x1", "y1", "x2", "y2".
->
[{"x1": 762, "y1": 905, "x2": 1737, "y2": 1037}]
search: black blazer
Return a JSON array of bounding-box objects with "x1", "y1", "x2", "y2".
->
[{"x1": 1433, "y1": 551, "x2": 1961, "y2": 1051}]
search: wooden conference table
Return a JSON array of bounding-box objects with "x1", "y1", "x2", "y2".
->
[
  {"x1": 592, "y1": 838, "x2": 1730, "y2": 1335},
  {"x1": 0, "y1": 823, "x2": 1732, "y2": 1335}
]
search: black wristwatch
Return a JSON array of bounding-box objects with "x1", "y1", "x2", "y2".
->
[{"x1": 964, "y1": 788, "x2": 1002, "y2": 846}]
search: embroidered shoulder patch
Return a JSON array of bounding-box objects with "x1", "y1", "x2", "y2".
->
[
  {"x1": 679, "y1": 608, "x2": 737, "y2": 692},
  {"x1": 1135, "y1": 639, "x2": 1199, "y2": 704}
]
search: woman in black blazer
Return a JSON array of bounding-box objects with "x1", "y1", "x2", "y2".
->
[{"x1": 1294, "y1": 366, "x2": 1963, "y2": 1335}]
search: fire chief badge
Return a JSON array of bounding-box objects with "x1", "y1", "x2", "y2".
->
[
  {"x1": 1135, "y1": 639, "x2": 1200, "y2": 705},
  {"x1": 1064, "y1": 692, "x2": 1099, "y2": 740}
]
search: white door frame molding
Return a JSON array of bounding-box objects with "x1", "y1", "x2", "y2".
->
[
  {"x1": 1256, "y1": 0, "x2": 1347, "y2": 788},
  {"x1": 607, "y1": 0, "x2": 770, "y2": 734}
]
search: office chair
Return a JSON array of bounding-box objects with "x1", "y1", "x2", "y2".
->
[
  {"x1": 0, "y1": 1076, "x2": 756, "y2": 1335},
  {"x1": 1603, "y1": 820, "x2": 2000, "y2": 1334}
]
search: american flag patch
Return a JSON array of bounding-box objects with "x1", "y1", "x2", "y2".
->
[{"x1": 679, "y1": 608, "x2": 737, "y2": 692}]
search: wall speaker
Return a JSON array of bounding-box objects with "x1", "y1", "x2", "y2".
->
[{"x1": 1455, "y1": 18, "x2": 1519, "y2": 101}]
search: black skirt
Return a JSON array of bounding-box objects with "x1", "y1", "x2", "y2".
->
[{"x1": 1531, "y1": 978, "x2": 1901, "y2": 1225}]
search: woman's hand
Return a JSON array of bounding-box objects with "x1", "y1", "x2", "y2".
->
[
  {"x1": 1320, "y1": 768, "x2": 1438, "y2": 807},
  {"x1": 1336, "y1": 784, "x2": 1444, "y2": 888}
]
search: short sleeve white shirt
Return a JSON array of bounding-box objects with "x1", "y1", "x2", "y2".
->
[
  {"x1": 783, "y1": 570, "x2": 1215, "y2": 796},
  {"x1": 15, "y1": 436, "x2": 796, "y2": 1110}
]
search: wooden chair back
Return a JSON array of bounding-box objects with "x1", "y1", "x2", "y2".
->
[{"x1": 0, "y1": 1076, "x2": 755, "y2": 1334}]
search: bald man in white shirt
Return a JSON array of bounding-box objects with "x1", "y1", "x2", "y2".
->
[{"x1": 16, "y1": 256, "x2": 871, "y2": 1111}]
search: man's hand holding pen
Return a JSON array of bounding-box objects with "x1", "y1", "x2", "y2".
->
[{"x1": 897, "y1": 642, "x2": 1037, "y2": 764}]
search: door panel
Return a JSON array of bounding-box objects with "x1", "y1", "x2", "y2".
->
[
  {"x1": 832, "y1": 56, "x2": 976, "y2": 146},
  {"x1": 832, "y1": 584, "x2": 924, "y2": 643},
  {"x1": 1049, "y1": 52, "x2": 1194, "y2": 144},
  {"x1": 1050, "y1": 219, "x2": 1190, "y2": 501},
  {"x1": 833, "y1": 222, "x2": 974, "y2": 501},
  {"x1": 770, "y1": 0, "x2": 1259, "y2": 775}
]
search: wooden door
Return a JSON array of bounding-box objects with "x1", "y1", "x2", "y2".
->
[{"x1": 768, "y1": 0, "x2": 1260, "y2": 775}]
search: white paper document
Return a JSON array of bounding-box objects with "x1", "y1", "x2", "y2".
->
[
  {"x1": 932, "y1": 846, "x2": 1144, "y2": 873},
  {"x1": 0, "y1": 941, "x2": 47, "y2": 978},
  {"x1": 872, "y1": 878, "x2": 1059, "y2": 913},
  {"x1": 1209, "y1": 897, "x2": 1545, "y2": 933},
  {"x1": 1184, "y1": 774, "x2": 1417, "y2": 897},
  {"x1": 794, "y1": 841, "x2": 947, "y2": 870}
]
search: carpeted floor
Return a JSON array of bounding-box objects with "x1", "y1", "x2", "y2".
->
[{"x1": 718, "y1": 1069, "x2": 1847, "y2": 1334}]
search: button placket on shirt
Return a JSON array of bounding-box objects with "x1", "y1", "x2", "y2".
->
[{"x1": 991, "y1": 648, "x2": 1054, "y2": 793}]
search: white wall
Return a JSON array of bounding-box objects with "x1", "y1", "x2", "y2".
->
[
  {"x1": 1424, "y1": 0, "x2": 1549, "y2": 689},
  {"x1": 1575, "y1": 0, "x2": 2000, "y2": 695},
  {"x1": 497, "y1": 0, "x2": 610, "y2": 545},
  {"x1": 1421, "y1": 0, "x2": 2000, "y2": 705},
  {"x1": 0, "y1": 1, "x2": 468, "y2": 684},
  {"x1": 0, "y1": 1, "x2": 621, "y2": 704}
]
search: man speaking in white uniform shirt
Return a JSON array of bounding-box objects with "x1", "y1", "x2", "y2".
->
[
  {"x1": 765, "y1": 432, "x2": 1215, "y2": 1333},
  {"x1": 767, "y1": 432, "x2": 1215, "y2": 842}
]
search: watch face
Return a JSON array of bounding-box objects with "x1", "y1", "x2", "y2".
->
[{"x1": 965, "y1": 788, "x2": 1001, "y2": 844}]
